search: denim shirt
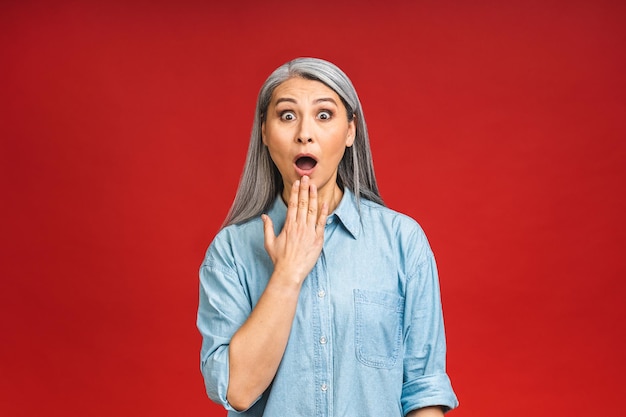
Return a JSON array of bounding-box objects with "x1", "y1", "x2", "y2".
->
[{"x1": 197, "y1": 190, "x2": 458, "y2": 416}]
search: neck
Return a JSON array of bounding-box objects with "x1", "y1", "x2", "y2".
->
[{"x1": 319, "y1": 183, "x2": 344, "y2": 214}]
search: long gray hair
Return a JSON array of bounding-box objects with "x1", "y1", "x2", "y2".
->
[{"x1": 223, "y1": 57, "x2": 383, "y2": 227}]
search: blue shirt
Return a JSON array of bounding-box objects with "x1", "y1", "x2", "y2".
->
[{"x1": 197, "y1": 190, "x2": 458, "y2": 416}]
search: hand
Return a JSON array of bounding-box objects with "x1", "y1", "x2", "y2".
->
[{"x1": 261, "y1": 176, "x2": 328, "y2": 285}]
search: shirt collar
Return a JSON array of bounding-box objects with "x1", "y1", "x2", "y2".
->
[
  {"x1": 332, "y1": 188, "x2": 361, "y2": 239},
  {"x1": 267, "y1": 188, "x2": 362, "y2": 240}
]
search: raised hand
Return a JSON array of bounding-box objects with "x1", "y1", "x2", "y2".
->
[
  {"x1": 261, "y1": 176, "x2": 329, "y2": 285},
  {"x1": 227, "y1": 176, "x2": 329, "y2": 410}
]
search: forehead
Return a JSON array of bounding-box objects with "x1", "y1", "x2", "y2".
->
[{"x1": 270, "y1": 77, "x2": 340, "y2": 103}]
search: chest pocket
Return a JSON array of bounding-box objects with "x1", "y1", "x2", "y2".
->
[{"x1": 354, "y1": 289, "x2": 404, "y2": 369}]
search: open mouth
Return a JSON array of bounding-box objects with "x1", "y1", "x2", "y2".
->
[{"x1": 295, "y1": 156, "x2": 318, "y2": 170}]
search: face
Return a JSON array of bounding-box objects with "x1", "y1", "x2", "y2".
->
[{"x1": 262, "y1": 77, "x2": 356, "y2": 202}]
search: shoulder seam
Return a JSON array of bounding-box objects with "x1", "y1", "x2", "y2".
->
[{"x1": 201, "y1": 259, "x2": 238, "y2": 279}]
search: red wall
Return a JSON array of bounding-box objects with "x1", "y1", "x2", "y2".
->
[{"x1": 1, "y1": 1, "x2": 624, "y2": 415}]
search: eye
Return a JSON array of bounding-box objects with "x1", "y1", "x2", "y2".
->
[
  {"x1": 318, "y1": 110, "x2": 332, "y2": 120},
  {"x1": 280, "y1": 111, "x2": 296, "y2": 121}
]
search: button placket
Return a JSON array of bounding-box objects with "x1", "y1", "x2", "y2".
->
[{"x1": 314, "y1": 249, "x2": 333, "y2": 414}]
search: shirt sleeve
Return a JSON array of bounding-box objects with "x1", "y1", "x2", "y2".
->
[
  {"x1": 401, "y1": 236, "x2": 459, "y2": 415},
  {"x1": 197, "y1": 236, "x2": 259, "y2": 412}
]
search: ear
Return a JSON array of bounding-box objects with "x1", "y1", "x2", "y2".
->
[
  {"x1": 345, "y1": 116, "x2": 356, "y2": 147},
  {"x1": 261, "y1": 121, "x2": 267, "y2": 145}
]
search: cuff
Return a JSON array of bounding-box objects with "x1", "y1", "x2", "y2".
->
[{"x1": 402, "y1": 373, "x2": 459, "y2": 415}]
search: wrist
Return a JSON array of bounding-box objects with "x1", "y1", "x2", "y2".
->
[
  {"x1": 271, "y1": 263, "x2": 308, "y2": 286},
  {"x1": 267, "y1": 268, "x2": 305, "y2": 293}
]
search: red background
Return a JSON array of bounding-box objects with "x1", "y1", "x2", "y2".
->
[{"x1": 1, "y1": 1, "x2": 625, "y2": 415}]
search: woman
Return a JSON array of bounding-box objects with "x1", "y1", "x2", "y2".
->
[{"x1": 197, "y1": 57, "x2": 458, "y2": 416}]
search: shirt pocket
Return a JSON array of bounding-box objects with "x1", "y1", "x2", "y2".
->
[{"x1": 354, "y1": 289, "x2": 404, "y2": 369}]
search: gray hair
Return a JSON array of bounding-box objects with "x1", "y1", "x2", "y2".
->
[{"x1": 223, "y1": 57, "x2": 383, "y2": 227}]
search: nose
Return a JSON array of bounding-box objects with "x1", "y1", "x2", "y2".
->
[{"x1": 296, "y1": 117, "x2": 314, "y2": 144}]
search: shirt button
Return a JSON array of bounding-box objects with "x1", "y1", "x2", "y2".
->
[
  {"x1": 320, "y1": 336, "x2": 327, "y2": 344},
  {"x1": 326, "y1": 217, "x2": 333, "y2": 225},
  {"x1": 321, "y1": 383, "x2": 328, "y2": 392},
  {"x1": 317, "y1": 289, "x2": 326, "y2": 298}
]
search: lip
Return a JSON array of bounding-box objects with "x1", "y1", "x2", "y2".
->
[{"x1": 293, "y1": 153, "x2": 318, "y2": 177}]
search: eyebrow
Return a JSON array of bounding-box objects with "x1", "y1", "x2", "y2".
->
[{"x1": 274, "y1": 97, "x2": 338, "y2": 106}]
